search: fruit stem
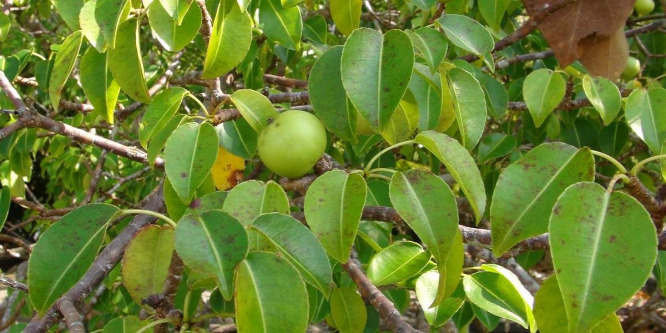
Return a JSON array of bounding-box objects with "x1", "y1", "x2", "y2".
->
[
  {"x1": 631, "y1": 154, "x2": 666, "y2": 176},
  {"x1": 590, "y1": 150, "x2": 627, "y2": 174},
  {"x1": 118, "y1": 209, "x2": 178, "y2": 228},
  {"x1": 364, "y1": 140, "x2": 415, "y2": 174}
]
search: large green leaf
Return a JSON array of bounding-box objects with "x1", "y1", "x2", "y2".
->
[
  {"x1": 29, "y1": 204, "x2": 119, "y2": 314},
  {"x1": 462, "y1": 271, "x2": 533, "y2": 330},
  {"x1": 304, "y1": 170, "x2": 366, "y2": 263},
  {"x1": 55, "y1": 0, "x2": 84, "y2": 30},
  {"x1": 147, "y1": 0, "x2": 201, "y2": 52},
  {"x1": 80, "y1": 0, "x2": 106, "y2": 51},
  {"x1": 329, "y1": 0, "x2": 361, "y2": 36},
  {"x1": 49, "y1": 30, "x2": 83, "y2": 112},
  {"x1": 442, "y1": 67, "x2": 487, "y2": 150},
  {"x1": 175, "y1": 210, "x2": 248, "y2": 300},
  {"x1": 102, "y1": 316, "x2": 145, "y2": 333},
  {"x1": 147, "y1": 115, "x2": 187, "y2": 166},
  {"x1": 164, "y1": 122, "x2": 218, "y2": 202},
  {"x1": 478, "y1": 0, "x2": 509, "y2": 31},
  {"x1": 158, "y1": 0, "x2": 193, "y2": 24},
  {"x1": 251, "y1": 213, "x2": 334, "y2": 296},
  {"x1": 523, "y1": 69, "x2": 566, "y2": 127},
  {"x1": 491, "y1": 143, "x2": 594, "y2": 256},
  {"x1": 477, "y1": 133, "x2": 516, "y2": 163},
  {"x1": 415, "y1": 131, "x2": 486, "y2": 222},
  {"x1": 437, "y1": 14, "x2": 494, "y2": 56},
  {"x1": 95, "y1": 0, "x2": 130, "y2": 49},
  {"x1": 330, "y1": 287, "x2": 367, "y2": 333},
  {"x1": 534, "y1": 275, "x2": 623, "y2": 333},
  {"x1": 549, "y1": 182, "x2": 657, "y2": 332},
  {"x1": 366, "y1": 241, "x2": 430, "y2": 286},
  {"x1": 140, "y1": 87, "x2": 188, "y2": 149},
  {"x1": 625, "y1": 88, "x2": 666, "y2": 154},
  {"x1": 406, "y1": 28, "x2": 448, "y2": 73},
  {"x1": 309, "y1": 46, "x2": 357, "y2": 143},
  {"x1": 236, "y1": 252, "x2": 309, "y2": 332},
  {"x1": 230, "y1": 89, "x2": 278, "y2": 133},
  {"x1": 215, "y1": 117, "x2": 257, "y2": 159},
  {"x1": 80, "y1": 47, "x2": 120, "y2": 124},
  {"x1": 202, "y1": 0, "x2": 251, "y2": 79},
  {"x1": 258, "y1": 0, "x2": 302, "y2": 50},
  {"x1": 415, "y1": 271, "x2": 465, "y2": 328},
  {"x1": 380, "y1": 96, "x2": 419, "y2": 145},
  {"x1": 341, "y1": 28, "x2": 414, "y2": 132},
  {"x1": 582, "y1": 75, "x2": 621, "y2": 125},
  {"x1": 108, "y1": 18, "x2": 151, "y2": 104},
  {"x1": 122, "y1": 225, "x2": 174, "y2": 306}
]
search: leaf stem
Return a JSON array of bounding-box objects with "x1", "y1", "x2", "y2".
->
[
  {"x1": 182, "y1": 289, "x2": 193, "y2": 323},
  {"x1": 136, "y1": 318, "x2": 178, "y2": 333},
  {"x1": 590, "y1": 150, "x2": 627, "y2": 174},
  {"x1": 366, "y1": 173, "x2": 392, "y2": 182},
  {"x1": 367, "y1": 167, "x2": 397, "y2": 175},
  {"x1": 364, "y1": 140, "x2": 415, "y2": 174},
  {"x1": 119, "y1": 209, "x2": 177, "y2": 228},
  {"x1": 607, "y1": 174, "x2": 631, "y2": 193},
  {"x1": 187, "y1": 93, "x2": 210, "y2": 117},
  {"x1": 631, "y1": 154, "x2": 666, "y2": 175}
]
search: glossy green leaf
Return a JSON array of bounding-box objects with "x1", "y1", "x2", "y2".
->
[
  {"x1": 523, "y1": 69, "x2": 566, "y2": 127},
  {"x1": 625, "y1": 88, "x2": 666, "y2": 154},
  {"x1": 215, "y1": 118, "x2": 257, "y2": 159},
  {"x1": 80, "y1": 0, "x2": 105, "y2": 51},
  {"x1": 550, "y1": 182, "x2": 657, "y2": 333},
  {"x1": 409, "y1": 66, "x2": 442, "y2": 131},
  {"x1": 380, "y1": 96, "x2": 419, "y2": 145},
  {"x1": 477, "y1": 133, "x2": 516, "y2": 163},
  {"x1": 411, "y1": 0, "x2": 436, "y2": 11},
  {"x1": 102, "y1": 316, "x2": 145, "y2": 333},
  {"x1": 304, "y1": 170, "x2": 366, "y2": 262},
  {"x1": 478, "y1": 0, "x2": 509, "y2": 31},
  {"x1": 600, "y1": 121, "x2": 629, "y2": 156},
  {"x1": 147, "y1": 0, "x2": 201, "y2": 52},
  {"x1": 164, "y1": 122, "x2": 218, "y2": 202},
  {"x1": 329, "y1": 0, "x2": 361, "y2": 36},
  {"x1": 491, "y1": 143, "x2": 594, "y2": 256},
  {"x1": 29, "y1": 204, "x2": 119, "y2": 314},
  {"x1": 147, "y1": 114, "x2": 187, "y2": 165},
  {"x1": 534, "y1": 275, "x2": 623, "y2": 333},
  {"x1": 230, "y1": 89, "x2": 278, "y2": 133},
  {"x1": 389, "y1": 170, "x2": 458, "y2": 265},
  {"x1": 80, "y1": 47, "x2": 120, "y2": 124},
  {"x1": 49, "y1": 30, "x2": 83, "y2": 112},
  {"x1": 582, "y1": 75, "x2": 621, "y2": 125},
  {"x1": 56, "y1": 0, "x2": 84, "y2": 30},
  {"x1": 0, "y1": 186, "x2": 10, "y2": 231},
  {"x1": 367, "y1": 241, "x2": 430, "y2": 286},
  {"x1": 158, "y1": 0, "x2": 193, "y2": 24},
  {"x1": 251, "y1": 213, "x2": 334, "y2": 296},
  {"x1": 406, "y1": 28, "x2": 448, "y2": 73},
  {"x1": 330, "y1": 287, "x2": 366, "y2": 333},
  {"x1": 442, "y1": 67, "x2": 487, "y2": 150},
  {"x1": 482, "y1": 74, "x2": 509, "y2": 119},
  {"x1": 95, "y1": 0, "x2": 130, "y2": 49},
  {"x1": 258, "y1": 0, "x2": 302, "y2": 50},
  {"x1": 122, "y1": 225, "x2": 174, "y2": 305},
  {"x1": 432, "y1": 229, "x2": 464, "y2": 306},
  {"x1": 480, "y1": 264, "x2": 535, "y2": 330},
  {"x1": 437, "y1": 14, "x2": 494, "y2": 56},
  {"x1": 463, "y1": 271, "x2": 532, "y2": 330},
  {"x1": 175, "y1": 210, "x2": 248, "y2": 300},
  {"x1": 415, "y1": 131, "x2": 486, "y2": 222},
  {"x1": 202, "y1": 0, "x2": 251, "y2": 78},
  {"x1": 0, "y1": 13, "x2": 9, "y2": 41},
  {"x1": 416, "y1": 271, "x2": 465, "y2": 328},
  {"x1": 341, "y1": 28, "x2": 414, "y2": 132},
  {"x1": 309, "y1": 46, "x2": 357, "y2": 143},
  {"x1": 108, "y1": 18, "x2": 151, "y2": 103},
  {"x1": 140, "y1": 87, "x2": 188, "y2": 149},
  {"x1": 471, "y1": 303, "x2": 500, "y2": 331},
  {"x1": 164, "y1": 177, "x2": 187, "y2": 221},
  {"x1": 236, "y1": 252, "x2": 309, "y2": 332},
  {"x1": 303, "y1": 15, "x2": 327, "y2": 44}
]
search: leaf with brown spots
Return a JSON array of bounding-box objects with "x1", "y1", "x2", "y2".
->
[{"x1": 522, "y1": 0, "x2": 634, "y2": 79}]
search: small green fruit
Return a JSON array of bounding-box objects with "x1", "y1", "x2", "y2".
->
[
  {"x1": 635, "y1": 0, "x2": 655, "y2": 16},
  {"x1": 621, "y1": 56, "x2": 641, "y2": 81},
  {"x1": 258, "y1": 110, "x2": 327, "y2": 178}
]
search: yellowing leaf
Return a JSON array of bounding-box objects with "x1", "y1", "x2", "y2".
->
[{"x1": 212, "y1": 146, "x2": 245, "y2": 190}]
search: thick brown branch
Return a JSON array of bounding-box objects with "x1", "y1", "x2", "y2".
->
[
  {"x1": 25, "y1": 187, "x2": 165, "y2": 333},
  {"x1": 58, "y1": 299, "x2": 84, "y2": 333},
  {"x1": 263, "y1": 74, "x2": 308, "y2": 89}
]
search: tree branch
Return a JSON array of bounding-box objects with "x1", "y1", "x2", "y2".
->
[{"x1": 58, "y1": 299, "x2": 84, "y2": 333}]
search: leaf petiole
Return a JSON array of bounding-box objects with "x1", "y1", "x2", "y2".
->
[
  {"x1": 630, "y1": 154, "x2": 666, "y2": 176},
  {"x1": 364, "y1": 140, "x2": 415, "y2": 174},
  {"x1": 117, "y1": 209, "x2": 177, "y2": 228},
  {"x1": 590, "y1": 150, "x2": 627, "y2": 174}
]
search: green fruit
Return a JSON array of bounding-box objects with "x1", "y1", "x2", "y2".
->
[
  {"x1": 635, "y1": 0, "x2": 655, "y2": 16},
  {"x1": 258, "y1": 110, "x2": 327, "y2": 178},
  {"x1": 621, "y1": 56, "x2": 641, "y2": 81}
]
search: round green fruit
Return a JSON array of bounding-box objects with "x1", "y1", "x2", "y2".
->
[
  {"x1": 635, "y1": 0, "x2": 655, "y2": 16},
  {"x1": 621, "y1": 56, "x2": 641, "y2": 80},
  {"x1": 258, "y1": 110, "x2": 327, "y2": 178}
]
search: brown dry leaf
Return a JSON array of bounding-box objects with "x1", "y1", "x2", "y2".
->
[
  {"x1": 579, "y1": 27, "x2": 628, "y2": 80},
  {"x1": 522, "y1": 0, "x2": 635, "y2": 78}
]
